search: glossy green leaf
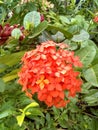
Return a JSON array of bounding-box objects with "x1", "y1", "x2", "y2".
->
[
  {"x1": 23, "y1": 11, "x2": 40, "y2": 30},
  {"x1": 72, "y1": 30, "x2": 90, "y2": 42},
  {"x1": 29, "y1": 21, "x2": 48, "y2": 39},
  {"x1": 83, "y1": 64, "x2": 98, "y2": 86},
  {"x1": 76, "y1": 46, "x2": 96, "y2": 67}
]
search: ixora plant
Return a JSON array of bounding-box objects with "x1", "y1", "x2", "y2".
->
[{"x1": 18, "y1": 41, "x2": 82, "y2": 108}]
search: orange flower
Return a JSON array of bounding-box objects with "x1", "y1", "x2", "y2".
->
[
  {"x1": 93, "y1": 16, "x2": 98, "y2": 23},
  {"x1": 18, "y1": 41, "x2": 82, "y2": 108},
  {"x1": 36, "y1": 75, "x2": 49, "y2": 90}
]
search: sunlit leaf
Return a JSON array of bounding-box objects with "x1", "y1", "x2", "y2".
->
[
  {"x1": 16, "y1": 113, "x2": 25, "y2": 126},
  {"x1": 24, "y1": 102, "x2": 39, "y2": 112}
]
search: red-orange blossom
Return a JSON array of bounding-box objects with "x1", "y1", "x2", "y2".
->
[{"x1": 18, "y1": 41, "x2": 82, "y2": 108}]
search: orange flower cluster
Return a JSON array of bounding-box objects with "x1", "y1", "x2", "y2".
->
[
  {"x1": 18, "y1": 41, "x2": 82, "y2": 108},
  {"x1": 93, "y1": 16, "x2": 98, "y2": 23}
]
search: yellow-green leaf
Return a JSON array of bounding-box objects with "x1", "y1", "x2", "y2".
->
[
  {"x1": 24, "y1": 102, "x2": 39, "y2": 112},
  {"x1": 25, "y1": 112, "x2": 31, "y2": 116},
  {"x1": 16, "y1": 113, "x2": 25, "y2": 127}
]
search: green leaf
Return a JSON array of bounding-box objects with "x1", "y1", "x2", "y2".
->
[
  {"x1": 64, "y1": 39, "x2": 78, "y2": 50},
  {"x1": 76, "y1": 46, "x2": 96, "y2": 67},
  {"x1": 0, "y1": 51, "x2": 25, "y2": 71},
  {"x1": 0, "y1": 78, "x2": 5, "y2": 92},
  {"x1": 92, "y1": 49, "x2": 98, "y2": 66},
  {"x1": 11, "y1": 28, "x2": 22, "y2": 39},
  {"x1": 46, "y1": 113, "x2": 50, "y2": 122},
  {"x1": 59, "y1": 16, "x2": 70, "y2": 24},
  {"x1": 2, "y1": 73, "x2": 18, "y2": 82},
  {"x1": 27, "y1": 108, "x2": 44, "y2": 117},
  {"x1": 81, "y1": 40, "x2": 97, "y2": 49},
  {"x1": 0, "y1": 110, "x2": 13, "y2": 119},
  {"x1": 72, "y1": 30, "x2": 90, "y2": 42},
  {"x1": 16, "y1": 113, "x2": 25, "y2": 126},
  {"x1": 84, "y1": 90, "x2": 98, "y2": 105},
  {"x1": 83, "y1": 64, "x2": 98, "y2": 86},
  {"x1": 81, "y1": 82, "x2": 92, "y2": 94},
  {"x1": 29, "y1": 21, "x2": 48, "y2": 39},
  {"x1": 51, "y1": 31, "x2": 65, "y2": 42},
  {"x1": 47, "y1": 24, "x2": 72, "y2": 38},
  {"x1": 23, "y1": 102, "x2": 39, "y2": 112},
  {"x1": 23, "y1": 11, "x2": 40, "y2": 30},
  {"x1": 16, "y1": 102, "x2": 39, "y2": 126},
  {"x1": 25, "y1": 111, "x2": 31, "y2": 116}
]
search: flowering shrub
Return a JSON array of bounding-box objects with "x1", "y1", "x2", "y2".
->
[
  {"x1": 18, "y1": 41, "x2": 82, "y2": 108},
  {"x1": 1, "y1": 1, "x2": 98, "y2": 129}
]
